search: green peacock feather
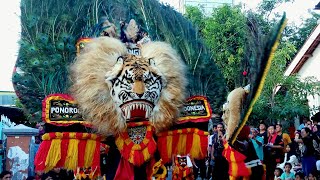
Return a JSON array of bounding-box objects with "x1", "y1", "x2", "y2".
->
[
  {"x1": 14, "y1": 0, "x2": 227, "y2": 122},
  {"x1": 230, "y1": 13, "x2": 287, "y2": 144}
]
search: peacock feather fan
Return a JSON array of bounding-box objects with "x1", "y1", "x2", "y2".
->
[
  {"x1": 228, "y1": 13, "x2": 287, "y2": 144},
  {"x1": 14, "y1": 0, "x2": 227, "y2": 122}
]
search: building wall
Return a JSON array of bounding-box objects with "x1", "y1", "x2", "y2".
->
[
  {"x1": 6, "y1": 136, "x2": 31, "y2": 180},
  {"x1": 0, "y1": 91, "x2": 17, "y2": 106},
  {"x1": 297, "y1": 45, "x2": 320, "y2": 115},
  {"x1": 174, "y1": 0, "x2": 233, "y2": 15}
]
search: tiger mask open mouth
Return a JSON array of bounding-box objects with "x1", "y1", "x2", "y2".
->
[{"x1": 106, "y1": 55, "x2": 164, "y2": 122}]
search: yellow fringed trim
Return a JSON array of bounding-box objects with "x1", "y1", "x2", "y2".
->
[
  {"x1": 84, "y1": 139, "x2": 97, "y2": 168},
  {"x1": 64, "y1": 133, "x2": 79, "y2": 170},
  {"x1": 190, "y1": 132, "x2": 202, "y2": 158},
  {"x1": 231, "y1": 17, "x2": 288, "y2": 145},
  {"x1": 176, "y1": 134, "x2": 187, "y2": 155},
  {"x1": 45, "y1": 132, "x2": 62, "y2": 172},
  {"x1": 166, "y1": 135, "x2": 173, "y2": 158}
]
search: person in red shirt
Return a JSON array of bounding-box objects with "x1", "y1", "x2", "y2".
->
[{"x1": 265, "y1": 125, "x2": 284, "y2": 180}]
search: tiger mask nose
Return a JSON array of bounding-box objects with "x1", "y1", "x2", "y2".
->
[{"x1": 133, "y1": 80, "x2": 145, "y2": 98}]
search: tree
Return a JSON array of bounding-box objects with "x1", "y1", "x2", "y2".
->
[
  {"x1": 288, "y1": 12, "x2": 320, "y2": 54},
  {"x1": 248, "y1": 0, "x2": 320, "y2": 124},
  {"x1": 257, "y1": 0, "x2": 294, "y2": 20},
  {"x1": 185, "y1": 6, "x2": 206, "y2": 35},
  {"x1": 202, "y1": 5, "x2": 248, "y2": 91},
  {"x1": 183, "y1": 1, "x2": 320, "y2": 125}
]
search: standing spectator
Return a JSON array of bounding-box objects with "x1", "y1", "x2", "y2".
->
[
  {"x1": 0, "y1": 171, "x2": 12, "y2": 180},
  {"x1": 277, "y1": 144, "x2": 299, "y2": 173},
  {"x1": 258, "y1": 121, "x2": 268, "y2": 145},
  {"x1": 292, "y1": 131, "x2": 303, "y2": 161},
  {"x1": 249, "y1": 128, "x2": 264, "y2": 161},
  {"x1": 208, "y1": 124, "x2": 218, "y2": 151},
  {"x1": 258, "y1": 121, "x2": 268, "y2": 165},
  {"x1": 234, "y1": 126, "x2": 264, "y2": 180},
  {"x1": 211, "y1": 123, "x2": 228, "y2": 180},
  {"x1": 265, "y1": 125, "x2": 284, "y2": 180},
  {"x1": 295, "y1": 127, "x2": 317, "y2": 178},
  {"x1": 41, "y1": 168, "x2": 73, "y2": 180},
  {"x1": 276, "y1": 123, "x2": 292, "y2": 155},
  {"x1": 207, "y1": 124, "x2": 217, "y2": 179},
  {"x1": 298, "y1": 116, "x2": 308, "y2": 131},
  {"x1": 305, "y1": 119, "x2": 313, "y2": 131}
]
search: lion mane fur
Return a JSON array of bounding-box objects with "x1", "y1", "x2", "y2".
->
[
  {"x1": 222, "y1": 86, "x2": 249, "y2": 140},
  {"x1": 70, "y1": 37, "x2": 187, "y2": 135}
]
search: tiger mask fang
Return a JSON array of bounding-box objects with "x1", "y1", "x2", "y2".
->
[{"x1": 105, "y1": 54, "x2": 165, "y2": 122}]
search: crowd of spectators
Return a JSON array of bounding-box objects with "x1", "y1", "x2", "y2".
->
[{"x1": 203, "y1": 114, "x2": 320, "y2": 180}]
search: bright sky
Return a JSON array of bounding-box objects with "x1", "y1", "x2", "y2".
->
[
  {"x1": 0, "y1": 0, "x2": 20, "y2": 91},
  {"x1": 236, "y1": 0, "x2": 319, "y2": 25},
  {"x1": 0, "y1": 0, "x2": 319, "y2": 91}
]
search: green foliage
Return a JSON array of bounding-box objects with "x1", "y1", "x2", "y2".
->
[
  {"x1": 202, "y1": 5, "x2": 248, "y2": 90},
  {"x1": 185, "y1": 3, "x2": 320, "y2": 125},
  {"x1": 288, "y1": 12, "x2": 320, "y2": 52},
  {"x1": 257, "y1": 0, "x2": 294, "y2": 19},
  {"x1": 185, "y1": 6, "x2": 206, "y2": 33},
  {"x1": 251, "y1": 75, "x2": 320, "y2": 124},
  {"x1": 247, "y1": 0, "x2": 320, "y2": 123},
  {"x1": 250, "y1": 41, "x2": 320, "y2": 123}
]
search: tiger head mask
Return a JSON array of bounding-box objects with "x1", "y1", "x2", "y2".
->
[
  {"x1": 70, "y1": 37, "x2": 187, "y2": 135},
  {"x1": 106, "y1": 54, "x2": 164, "y2": 121}
]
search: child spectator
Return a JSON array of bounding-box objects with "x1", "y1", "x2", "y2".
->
[
  {"x1": 280, "y1": 163, "x2": 295, "y2": 180},
  {"x1": 307, "y1": 171, "x2": 317, "y2": 180},
  {"x1": 274, "y1": 167, "x2": 283, "y2": 180},
  {"x1": 294, "y1": 172, "x2": 304, "y2": 180}
]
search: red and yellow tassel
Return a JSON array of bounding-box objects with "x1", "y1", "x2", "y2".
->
[{"x1": 157, "y1": 128, "x2": 208, "y2": 164}]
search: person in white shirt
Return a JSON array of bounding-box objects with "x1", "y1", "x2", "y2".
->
[{"x1": 277, "y1": 144, "x2": 299, "y2": 173}]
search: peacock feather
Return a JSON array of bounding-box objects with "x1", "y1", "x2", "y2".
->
[
  {"x1": 229, "y1": 13, "x2": 287, "y2": 144},
  {"x1": 14, "y1": 0, "x2": 227, "y2": 122}
]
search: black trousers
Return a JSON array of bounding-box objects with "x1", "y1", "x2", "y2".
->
[
  {"x1": 193, "y1": 159, "x2": 206, "y2": 179},
  {"x1": 212, "y1": 156, "x2": 229, "y2": 180}
]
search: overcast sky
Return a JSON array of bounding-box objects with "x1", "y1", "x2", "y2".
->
[
  {"x1": 0, "y1": 0, "x2": 319, "y2": 91},
  {"x1": 0, "y1": 0, "x2": 20, "y2": 91}
]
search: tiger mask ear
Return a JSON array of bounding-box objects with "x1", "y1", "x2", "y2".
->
[
  {"x1": 105, "y1": 56, "x2": 124, "y2": 87},
  {"x1": 148, "y1": 58, "x2": 167, "y2": 88}
]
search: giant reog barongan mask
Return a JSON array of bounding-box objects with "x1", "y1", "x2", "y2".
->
[{"x1": 70, "y1": 37, "x2": 187, "y2": 135}]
